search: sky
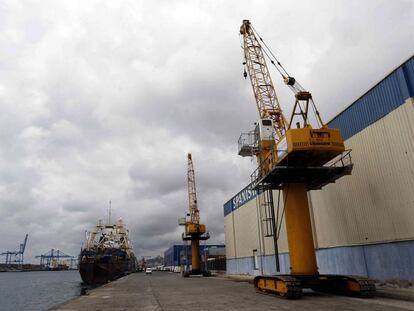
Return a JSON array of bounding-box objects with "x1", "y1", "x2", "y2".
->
[{"x1": 0, "y1": 0, "x2": 413, "y2": 263}]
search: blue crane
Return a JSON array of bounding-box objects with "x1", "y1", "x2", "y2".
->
[
  {"x1": 35, "y1": 249, "x2": 74, "y2": 270},
  {"x1": 0, "y1": 234, "x2": 28, "y2": 270}
]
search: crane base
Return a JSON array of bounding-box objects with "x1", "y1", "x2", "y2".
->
[
  {"x1": 254, "y1": 274, "x2": 375, "y2": 299},
  {"x1": 254, "y1": 275, "x2": 302, "y2": 299}
]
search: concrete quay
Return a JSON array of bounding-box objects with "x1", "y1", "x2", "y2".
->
[{"x1": 50, "y1": 272, "x2": 414, "y2": 311}]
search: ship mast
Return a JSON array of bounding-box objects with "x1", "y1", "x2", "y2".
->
[{"x1": 108, "y1": 200, "x2": 112, "y2": 225}]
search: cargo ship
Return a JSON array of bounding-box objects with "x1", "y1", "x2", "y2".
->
[
  {"x1": 79, "y1": 218, "x2": 137, "y2": 284},
  {"x1": 48, "y1": 259, "x2": 69, "y2": 271}
]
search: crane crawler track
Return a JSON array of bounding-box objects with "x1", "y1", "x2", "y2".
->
[
  {"x1": 357, "y1": 278, "x2": 376, "y2": 298},
  {"x1": 309, "y1": 275, "x2": 376, "y2": 298},
  {"x1": 254, "y1": 275, "x2": 302, "y2": 299}
]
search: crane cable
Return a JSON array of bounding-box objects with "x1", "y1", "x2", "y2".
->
[
  {"x1": 238, "y1": 31, "x2": 285, "y2": 81},
  {"x1": 250, "y1": 24, "x2": 290, "y2": 79},
  {"x1": 250, "y1": 25, "x2": 308, "y2": 94},
  {"x1": 249, "y1": 25, "x2": 325, "y2": 128},
  {"x1": 241, "y1": 23, "x2": 326, "y2": 129},
  {"x1": 238, "y1": 34, "x2": 248, "y2": 79},
  {"x1": 239, "y1": 27, "x2": 294, "y2": 89}
]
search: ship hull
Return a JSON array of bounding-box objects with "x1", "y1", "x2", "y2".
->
[{"x1": 79, "y1": 250, "x2": 136, "y2": 284}]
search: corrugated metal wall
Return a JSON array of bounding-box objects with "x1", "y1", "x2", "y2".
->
[
  {"x1": 255, "y1": 191, "x2": 289, "y2": 256},
  {"x1": 224, "y1": 190, "x2": 289, "y2": 260},
  {"x1": 311, "y1": 97, "x2": 414, "y2": 247},
  {"x1": 224, "y1": 57, "x2": 414, "y2": 280},
  {"x1": 224, "y1": 214, "x2": 236, "y2": 258},
  {"x1": 231, "y1": 198, "x2": 260, "y2": 258}
]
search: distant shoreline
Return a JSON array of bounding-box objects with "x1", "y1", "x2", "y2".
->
[{"x1": 0, "y1": 264, "x2": 78, "y2": 272}]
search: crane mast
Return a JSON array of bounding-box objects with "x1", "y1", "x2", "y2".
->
[{"x1": 238, "y1": 19, "x2": 375, "y2": 299}]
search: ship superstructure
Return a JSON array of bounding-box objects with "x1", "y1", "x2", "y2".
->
[{"x1": 79, "y1": 219, "x2": 137, "y2": 284}]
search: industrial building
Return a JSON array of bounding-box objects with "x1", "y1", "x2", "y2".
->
[
  {"x1": 164, "y1": 244, "x2": 225, "y2": 269},
  {"x1": 224, "y1": 56, "x2": 414, "y2": 281}
]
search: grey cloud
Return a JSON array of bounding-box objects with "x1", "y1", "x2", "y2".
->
[{"x1": 0, "y1": 0, "x2": 412, "y2": 261}]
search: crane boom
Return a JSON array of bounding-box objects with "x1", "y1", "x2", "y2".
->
[
  {"x1": 240, "y1": 20, "x2": 286, "y2": 140},
  {"x1": 20, "y1": 234, "x2": 28, "y2": 253},
  {"x1": 187, "y1": 154, "x2": 200, "y2": 225}
]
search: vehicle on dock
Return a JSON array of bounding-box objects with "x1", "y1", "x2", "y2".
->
[{"x1": 79, "y1": 218, "x2": 137, "y2": 284}]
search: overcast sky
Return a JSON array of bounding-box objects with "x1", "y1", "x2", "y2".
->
[{"x1": 0, "y1": 0, "x2": 413, "y2": 263}]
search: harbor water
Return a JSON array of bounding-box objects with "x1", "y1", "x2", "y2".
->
[{"x1": 0, "y1": 270, "x2": 82, "y2": 311}]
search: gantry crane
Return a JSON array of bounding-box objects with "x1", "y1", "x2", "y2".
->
[
  {"x1": 182, "y1": 153, "x2": 210, "y2": 277},
  {"x1": 238, "y1": 20, "x2": 375, "y2": 299},
  {"x1": 1, "y1": 234, "x2": 28, "y2": 270},
  {"x1": 35, "y1": 249, "x2": 74, "y2": 270}
]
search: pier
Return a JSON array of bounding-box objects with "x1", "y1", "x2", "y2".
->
[{"x1": 50, "y1": 272, "x2": 414, "y2": 311}]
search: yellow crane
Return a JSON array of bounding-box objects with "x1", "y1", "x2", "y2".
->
[
  {"x1": 238, "y1": 20, "x2": 375, "y2": 298},
  {"x1": 182, "y1": 153, "x2": 210, "y2": 277}
]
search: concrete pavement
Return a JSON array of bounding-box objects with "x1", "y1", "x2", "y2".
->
[{"x1": 50, "y1": 272, "x2": 414, "y2": 311}]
